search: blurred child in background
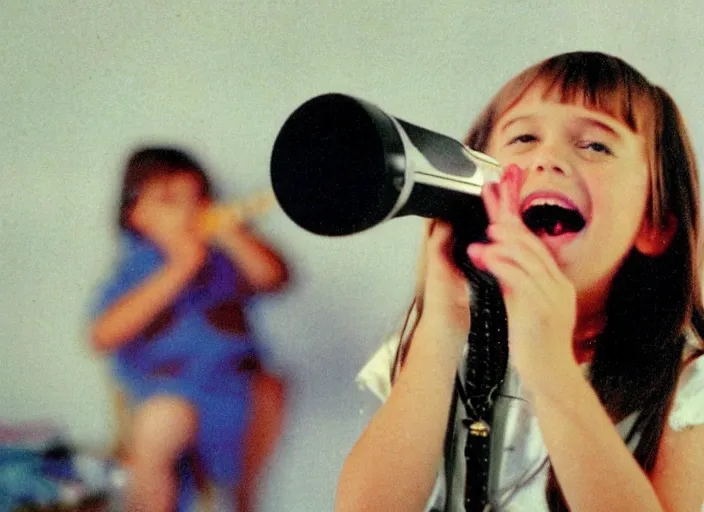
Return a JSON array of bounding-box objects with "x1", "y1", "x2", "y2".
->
[{"x1": 90, "y1": 146, "x2": 288, "y2": 511}]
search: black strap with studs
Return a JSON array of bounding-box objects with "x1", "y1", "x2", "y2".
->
[{"x1": 454, "y1": 250, "x2": 509, "y2": 511}]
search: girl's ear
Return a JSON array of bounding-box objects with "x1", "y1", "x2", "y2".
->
[{"x1": 634, "y1": 213, "x2": 678, "y2": 257}]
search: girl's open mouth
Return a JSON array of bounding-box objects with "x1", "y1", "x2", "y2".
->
[{"x1": 520, "y1": 195, "x2": 587, "y2": 238}]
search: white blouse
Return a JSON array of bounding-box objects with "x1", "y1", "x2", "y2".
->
[{"x1": 355, "y1": 330, "x2": 704, "y2": 511}]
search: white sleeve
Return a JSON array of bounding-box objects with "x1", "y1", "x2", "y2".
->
[
  {"x1": 669, "y1": 353, "x2": 704, "y2": 432},
  {"x1": 355, "y1": 333, "x2": 401, "y2": 402},
  {"x1": 355, "y1": 304, "x2": 419, "y2": 402}
]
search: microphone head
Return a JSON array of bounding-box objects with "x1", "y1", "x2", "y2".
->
[{"x1": 270, "y1": 94, "x2": 406, "y2": 236}]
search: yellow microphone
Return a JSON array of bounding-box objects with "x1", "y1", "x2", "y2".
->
[{"x1": 198, "y1": 190, "x2": 276, "y2": 238}]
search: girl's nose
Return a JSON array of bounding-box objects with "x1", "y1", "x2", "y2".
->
[
  {"x1": 530, "y1": 146, "x2": 571, "y2": 176},
  {"x1": 535, "y1": 163, "x2": 566, "y2": 174}
]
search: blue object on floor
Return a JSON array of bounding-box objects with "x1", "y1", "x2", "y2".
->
[{"x1": 0, "y1": 446, "x2": 61, "y2": 511}]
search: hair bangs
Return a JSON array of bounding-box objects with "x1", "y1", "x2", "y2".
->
[{"x1": 537, "y1": 53, "x2": 655, "y2": 136}]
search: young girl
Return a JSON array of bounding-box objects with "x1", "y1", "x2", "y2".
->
[
  {"x1": 337, "y1": 52, "x2": 704, "y2": 511},
  {"x1": 90, "y1": 147, "x2": 288, "y2": 512}
]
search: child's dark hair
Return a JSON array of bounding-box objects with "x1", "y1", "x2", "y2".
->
[
  {"x1": 118, "y1": 146, "x2": 215, "y2": 233},
  {"x1": 464, "y1": 51, "x2": 703, "y2": 511}
]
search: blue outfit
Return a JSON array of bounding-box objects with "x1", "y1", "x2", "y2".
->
[{"x1": 92, "y1": 233, "x2": 262, "y2": 510}]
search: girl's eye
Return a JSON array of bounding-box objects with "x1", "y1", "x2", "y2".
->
[
  {"x1": 508, "y1": 134, "x2": 536, "y2": 145},
  {"x1": 580, "y1": 141, "x2": 613, "y2": 155}
]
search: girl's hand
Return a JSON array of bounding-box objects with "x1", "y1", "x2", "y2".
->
[
  {"x1": 201, "y1": 192, "x2": 275, "y2": 246},
  {"x1": 467, "y1": 165, "x2": 578, "y2": 392},
  {"x1": 205, "y1": 204, "x2": 248, "y2": 248},
  {"x1": 418, "y1": 219, "x2": 472, "y2": 351}
]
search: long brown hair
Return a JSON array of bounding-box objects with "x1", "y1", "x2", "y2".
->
[{"x1": 462, "y1": 51, "x2": 704, "y2": 510}]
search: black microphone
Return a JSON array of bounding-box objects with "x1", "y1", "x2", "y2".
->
[{"x1": 270, "y1": 93, "x2": 501, "y2": 241}]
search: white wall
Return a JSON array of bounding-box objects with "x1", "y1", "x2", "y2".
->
[{"x1": 1, "y1": 1, "x2": 702, "y2": 509}]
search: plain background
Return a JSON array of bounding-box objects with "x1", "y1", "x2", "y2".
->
[{"x1": 2, "y1": 1, "x2": 702, "y2": 510}]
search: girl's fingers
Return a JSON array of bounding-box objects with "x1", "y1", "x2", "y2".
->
[
  {"x1": 427, "y1": 219, "x2": 454, "y2": 255},
  {"x1": 476, "y1": 162, "x2": 565, "y2": 284},
  {"x1": 486, "y1": 163, "x2": 524, "y2": 232},
  {"x1": 427, "y1": 220, "x2": 467, "y2": 280},
  {"x1": 503, "y1": 164, "x2": 523, "y2": 218},
  {"x1": 484, "y1": 223, "x2": 564, "y2": 284},
  {"x1": 468, "y1": 239, "x2": 558, "y2": 302},
  {"x1": 426, "y1": 218, "x2": 438, "y2": 237},
  {"x1": 504, "y1": 166, "x2": 523, "y2": 219},
  {"x1": 482, "y1": 164, "x2": 523, "y2": 226},
  {"x1": 475, "y1": 255, "x2": 539, "y2": 302},
  {"x1": 481, "y1": 182, "x2": 501, "y2": 224},
  {"x1": 468, "y1": 206, "x2": 572, "y2": 303},
  {"x1": 423, "y1": 220, "x2": 472, "y2": 331}
]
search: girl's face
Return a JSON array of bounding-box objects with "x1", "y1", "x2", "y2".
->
[
  {"x1": 485, "y1": 83, "x2": 655, "y2": 319},
  {"x1": 129, "y1": 171, "x2": 210, "y2": 237}
]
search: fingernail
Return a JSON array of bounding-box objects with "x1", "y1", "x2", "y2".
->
[
  {"x1": 467, "y1": 244, "x2": 486, "y2": 270},
  {"x1": 500, "y1": 166, "x2": 511, "y2": 184},
  {"x1": 467, "y1": 243, "x2": 481, "y2": 258},
  {"x1": 503, "y1": 164, "x2": 523, "y2": 183}
]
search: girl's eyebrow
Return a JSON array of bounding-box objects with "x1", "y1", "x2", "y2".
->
[
  {"x1": 498, "y1": 114, "x2": 622, "y2": 140},
  {"x1": 576, "y1": 117, "x2": 621, "y2": 139},
  {"x1": 497, "y1": 115, "x2": 533, "y2": 135}
]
